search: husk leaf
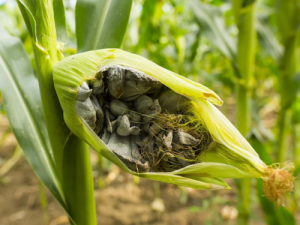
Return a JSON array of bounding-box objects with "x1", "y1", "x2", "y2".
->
[{"x1": 53, "y1": 49, "x2": 294, "y2": 196}]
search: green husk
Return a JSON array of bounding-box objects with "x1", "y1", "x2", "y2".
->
[{"x1": 53, "y1": 49, "x2": 294, "y2": 200}]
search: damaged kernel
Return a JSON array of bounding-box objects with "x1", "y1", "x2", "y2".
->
[{"x1": 76, "y1": 65, "x2": 209, "y2": 173}]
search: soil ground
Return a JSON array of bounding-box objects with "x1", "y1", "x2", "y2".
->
[{"x1": 0, "y1": 113, "x2": 294, "y2": 225}]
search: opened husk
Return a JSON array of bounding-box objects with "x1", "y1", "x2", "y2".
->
[{"x1": 53, "y1": 49, "x2": 294, "y2": 204}]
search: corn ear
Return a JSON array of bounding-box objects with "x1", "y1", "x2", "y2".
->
[{"x1": 53, "y1": 49, "x2": 294, "y2": 201}]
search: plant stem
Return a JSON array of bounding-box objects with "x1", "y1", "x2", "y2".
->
[
  {"x1": 38, "y1": 180, "x2": 49, "y2": 225},
  {"x1": 33, "y1": 0, "x2": 70, "y2": 176},
  {"x1": 18, "y1": 1, "x2": 98, "y2": 223},
  {"x1": 97, "y1": 155, "x2": 105, "y2": 189},
  {"x1": 236, "y1": 84, "x2": 252, "y2": 225},
  {"x1": 63, "y1": 135, "x2": 97, "y2": 225},
  {"x1": 277, "y1": 108, "x2": 292, "y2": 162},
  {"x1": 275, "y1": 0, "x2": 300, "y2": 163},
  {"x1": 233, "y1": 1, "x2": 256, "y2": 224},
  {"x1": 0, "y1": 126, "x2": 11, "y2": 149},
  {"x1": 236, "y1": 85, "x2": 251, "y2": 136},
  {"x1": 133, "y1": 175, "x2": 140, "y2": 185},
  {"x1": 295, "y1": 124, "x2": 300, "y2": 171},
  {"x1": 0, "y1": 145, "x2": 22, "y2": 177},
  {"x1": 276, "y1": 35, "x2": 298, "y2": 162},
  {"x1": 293, "y1": 123, "x2": 300, "y2": 211}
]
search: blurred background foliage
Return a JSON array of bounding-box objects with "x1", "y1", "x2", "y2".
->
[{"x1": 0, "y1": 0, "x2": 299, "y2": 224}]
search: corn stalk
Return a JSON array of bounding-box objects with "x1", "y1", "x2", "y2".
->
[
  {"x1": 16, "y1": 0, "x2": 97, "y2": 224},
  {"x1": 276, "y1": 0, "x2": 300, "y2": 163},
  {"x1": 0, "y1": 1, "x2": 296, "y2": 224},
  {"x1": 0, "y1": 0, "x2": 132, "y2": 224},
  {"x1": 190, "y1": 0, "x2": 296, "y2": 223},
  {"x1": 232, "y1": 0, "x2": 256, "y2": 224}
]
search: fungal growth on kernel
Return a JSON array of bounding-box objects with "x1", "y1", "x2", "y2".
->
[{"x1": 75, "y1": 66, "x2": 213, "y2": 173}]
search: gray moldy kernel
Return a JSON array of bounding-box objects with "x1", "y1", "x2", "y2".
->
[{"x1": 75, "y1": 65, "x2": 213, "y2": 173}]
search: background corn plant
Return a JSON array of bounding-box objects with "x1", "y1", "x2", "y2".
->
[
  {"x1": 0, "y1": 0, "x2": 300, "y2": 224},
  {"x1": 0, "y1": 0, "x2": 132, "y2": 224}
]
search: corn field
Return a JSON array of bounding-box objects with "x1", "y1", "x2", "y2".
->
[{"x1": 0, "y1": 0, "x2": 299, "y2": 224}]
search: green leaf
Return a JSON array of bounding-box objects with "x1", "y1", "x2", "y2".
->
[
  {"x1": 134, "y1": 0, "x2": 157, "y2": 52},
  {"x1": 189, "y1": 0, "x2": 237, "y2": 62},
  {"x1": 281, "y1": 72, "x2": 300, "y2": 110},
  {"x1": 53, "y1": 0, "x2": 68, "y2": 44},
  {"x1": 18, "y1": 0, "x2": 71, "y2": 178},
  {"x1": 0, "y1": 26, "x2": 70, "y2": 217},
  {"x1": 187, "y1": 30, "x2": 201, "y2": 63},
  {"x1": 276, "y1": 0, "x2": 300, "y2": 44},
  {"x1": 17, "y1": 0, "x2": 37, "y2": 40},
  {"x1": 256, "y1": 17, "x2": 283, "y2": 63},
  {"x1": 75, "y1": 0, "x2": 132, "y2": 52},
  {"x1": 251, "y1": 136, "x2": 296, "y2": 225}
]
